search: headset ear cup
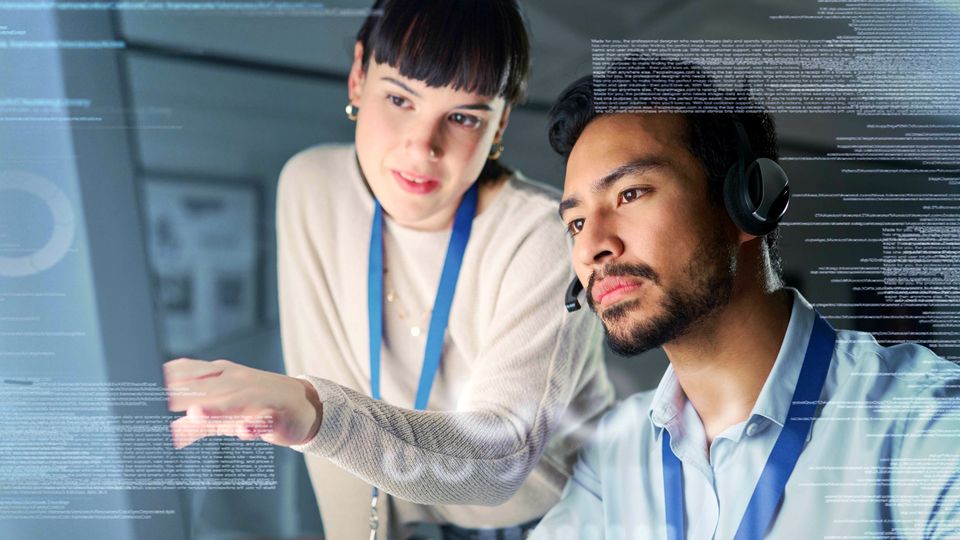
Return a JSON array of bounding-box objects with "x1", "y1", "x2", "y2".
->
[
  {"x1": 723, "y1": 159, "x2": 785, "y2": 237},
  {"x1": 724, "y1": 117, "x2": 791, "y2": 237},
  {"x1": 723, "y1": 162, "x2": 756, "y2": 235},
  {"x1": 753, "y1": 158, "x2": 790, "y2": 226}
]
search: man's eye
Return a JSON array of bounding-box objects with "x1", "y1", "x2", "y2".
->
[
  {"x1": 566, "y1": 218, "x2": 584, "y2": 237},
  {"x1": 618, "y1": 187, "x2": 647, "y2": 205},
  {"x1": 388, "y1": 94, "x2": 411, "y2": 108},
  {"x1": 450, "y1": 112, "x2": 481, "y2": 129}
]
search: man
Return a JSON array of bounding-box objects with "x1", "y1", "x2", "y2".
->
[{"x1": 532, "y1": 60, "x2": 960, "y2": 539}]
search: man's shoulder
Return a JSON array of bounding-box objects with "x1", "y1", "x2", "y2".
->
[
  {"x1": 836, "y1": 331, "x2": 960, "y2": 495},
  {"x1": 833, "y1": 327, "x2": 960, "y2": 401}
]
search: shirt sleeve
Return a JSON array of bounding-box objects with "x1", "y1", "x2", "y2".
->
[
  {"x1": 288, "y1": 208, "x2": 610, "y2": 506},
  {"x1": 889, "y1": 355, "x2": 960, "y2": 540},
  {"x1": 529, "y1": 434, "x2": 606, "y2": 540}
]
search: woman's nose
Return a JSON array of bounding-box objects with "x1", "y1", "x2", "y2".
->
[{"x1": 405, "y1": 119, "x2": 443, "y2": 163}]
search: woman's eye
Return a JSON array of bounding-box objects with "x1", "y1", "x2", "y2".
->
[
  {"x1": 387, "y1": 94, "x2": 411, "y2": 108},
  {"x1": 566, "y1": 218, "x2": 584, "y2": 237},
  {"x1": 618, "y1": 187, "x2": 647, "y2": 205},
  {"x1": 449, "y1": 112, "x2": 481, "y2": 129}
]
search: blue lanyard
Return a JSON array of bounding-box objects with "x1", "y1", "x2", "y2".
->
[
  {"x1": 367, "y1": 182, "x2": 479, "y2": 407},
  {"x1": 661, "y1": 313, "x2": 837, "y2": 540},
  {"x1": 366, "y1": 184, "x2": 478, "y2": 533}
]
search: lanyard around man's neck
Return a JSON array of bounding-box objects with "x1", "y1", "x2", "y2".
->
[{"x1": 662, "y1": 313, "x2": 837, "y2": 540}]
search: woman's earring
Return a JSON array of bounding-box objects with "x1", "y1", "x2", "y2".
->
[
  {"x1": 345, "y1": 103, "x2": 359, "y2": 121},
  {"x1": 489, "y1": 142, "x2": 504, "y2": 160}
]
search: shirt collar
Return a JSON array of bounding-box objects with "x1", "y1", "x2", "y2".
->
[
  {"x1": 648, "y1": 364, "x2": 684, "y2": 440},
  {"x1": 647, "y1": 288, "x2": 817, "y2": 439},
  {"x1": 749, "y1": 288, "x2": 816, "y2": 428}
]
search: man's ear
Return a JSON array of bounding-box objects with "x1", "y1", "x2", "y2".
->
[
  {"x1": 494, "y1": 104, "x2": 512, "y2": 143},
  {"x1": 347, "y1": 41, "x2": 366, "y2": 105},
  {"x1": 737, "y1": 229, "x2": 758, "y2": 246}
]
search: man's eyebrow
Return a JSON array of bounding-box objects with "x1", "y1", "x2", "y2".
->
[
  {"x1": 381, "y1": 77, "x2": 493, "y2": 111},
  {"x1": 558, "y1": 157, "x2": 667, "y2": 219},
  {"x1": 558, "y1": 196, "x2": 580, "y2": 218},
  {"x1": 593, "y1": 158, "x2": 667, "y2": 193}
]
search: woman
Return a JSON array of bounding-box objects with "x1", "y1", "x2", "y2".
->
[{"x1": 163, "y1": 1, "x2": 615, "y2": 538}]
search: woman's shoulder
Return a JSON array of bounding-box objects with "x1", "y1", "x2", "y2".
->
[
  {"x1": 501, "y1": 171, "x2": 563, "y2": 212},
  {"x1": 479, "y1": 170, "x2": 563, "y2": 226},
  {"x1": 279, "y1": 143, "x2": 355, "y2": 184},
  {"x1": 470, "y1": 171, "x2": 572, "y2": 269},
  {"x1": 277, "y1": 143, "x2": 361, "y2": 207}
]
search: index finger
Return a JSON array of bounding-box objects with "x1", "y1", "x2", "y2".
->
[{"x1": 163, "y1": 358, "x2": 228, "y2": 386}]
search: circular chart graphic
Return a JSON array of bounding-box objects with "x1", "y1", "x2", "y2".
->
[{"x1": 0, "y1": 171, "x2": 76, "y2": 277}]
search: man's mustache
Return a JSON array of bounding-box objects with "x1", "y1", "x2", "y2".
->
[{"x1": 586, "y1": 263, "x2": 660, "y2": 311}]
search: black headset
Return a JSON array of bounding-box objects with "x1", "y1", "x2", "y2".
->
[{"x1": 564, "y1": 117, "x2": 790, "y2": 312}]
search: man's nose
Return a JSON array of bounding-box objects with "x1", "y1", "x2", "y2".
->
[{"x1": 574, "y1": 211, "x2": 625, "y2": 268}]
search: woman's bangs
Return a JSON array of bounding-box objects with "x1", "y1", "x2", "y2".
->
[{"x1": 365, "y1": 1, "x2": 528, "y2": 103}]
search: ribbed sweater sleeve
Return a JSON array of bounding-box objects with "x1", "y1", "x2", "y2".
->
[{"x1": 289, "y1": 225, "x2": 603, "y2": 505}]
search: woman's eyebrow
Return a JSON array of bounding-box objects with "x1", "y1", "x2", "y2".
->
[
  {"x1": 455, "y1": 102, "x2": 494, "y2": 111},
  {"x1": 382, "y1": 77, "x2": 420, "y2": 98},
  {"x1": 381, "y1": 77, "x2": 493, "y2": 111}
]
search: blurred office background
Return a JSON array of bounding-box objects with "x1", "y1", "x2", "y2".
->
[{"x1": 1, "y1": 0, "x2": 957, "y2": 538}]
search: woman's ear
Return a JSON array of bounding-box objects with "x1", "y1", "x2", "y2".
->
[
  {"x1": 347, "y1": 41, "x2": 366, "y2": 105},
  {"x1": 494, "y1": 104, "x2": 512, "y2": 143}
]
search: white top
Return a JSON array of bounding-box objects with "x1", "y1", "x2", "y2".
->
[{"x1": 276, "y1": 144, "x2": 615, "y2": 537}]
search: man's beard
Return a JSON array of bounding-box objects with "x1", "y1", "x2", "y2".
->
[{"x1": 587, "y1": 235, "x2": 736, "y2": 356}]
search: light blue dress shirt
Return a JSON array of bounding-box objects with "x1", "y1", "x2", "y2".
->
[{"x1": 532, "y1": 289, "x2": 960, "y2": 539}]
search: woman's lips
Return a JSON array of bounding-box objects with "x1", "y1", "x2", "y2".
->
[
  {"x1": 392, "y1": 169, "x2": 440, "y2": 194},
  {"x1": 593, "y1": 277, "x2": 645, "y2": 306}
]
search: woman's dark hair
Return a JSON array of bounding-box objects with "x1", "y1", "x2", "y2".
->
[
  {"x1": 547, "y1": 57, "x2": 784, "y2": 278},
  {"x1": 356, "y1": 0, "x2": 531, "y2": 184}
]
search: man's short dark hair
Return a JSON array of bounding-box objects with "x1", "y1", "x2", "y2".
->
[{"x1": 547, "y1": 56, "x2": 784, "y2": 278}]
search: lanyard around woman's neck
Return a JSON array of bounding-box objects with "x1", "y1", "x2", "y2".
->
[{"x1": 366, "y1": 183, "x2": 479, "y2": 408}]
